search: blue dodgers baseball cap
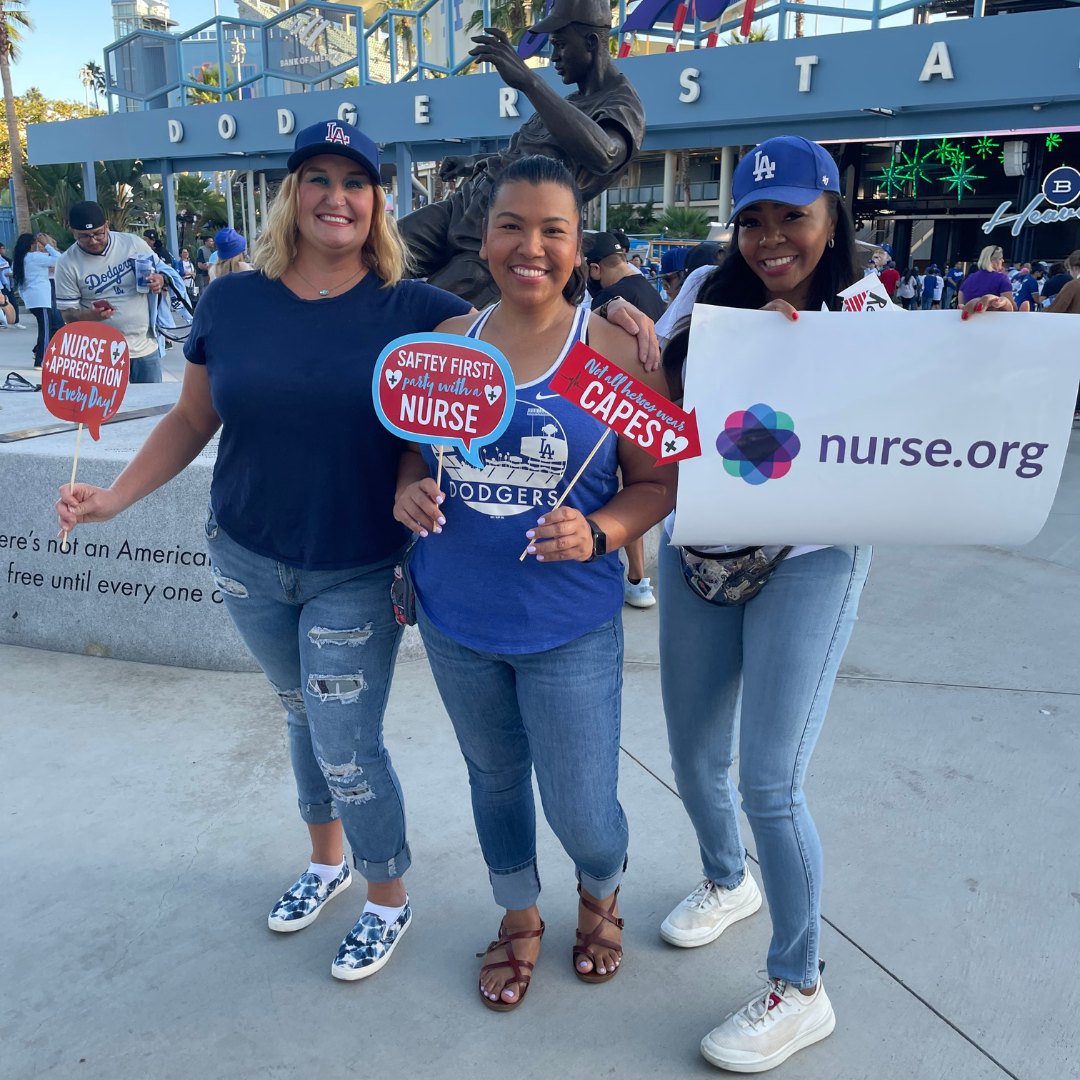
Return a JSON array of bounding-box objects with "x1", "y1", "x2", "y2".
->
[
  {"x1": 729, "y1": 137, "x2": 841, "y2": 223},
  {"x1": 287, "y1": 119, "x2": 381, "y2": 182}
]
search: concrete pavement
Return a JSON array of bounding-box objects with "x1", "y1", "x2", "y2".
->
[{"x1": 2, "y1": 319, "x2": 1077, "y2": 1076}]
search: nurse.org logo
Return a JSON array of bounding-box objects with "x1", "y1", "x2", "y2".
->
[{"x1": 716, "y1": 403, "x2": 801, "y2": 485}]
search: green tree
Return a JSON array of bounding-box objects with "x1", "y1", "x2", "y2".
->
[
  {"x1": 187, "y1": 62, "x2": 236, "y2": 105},
  {"x1": 1, "y1": 86, "x2": 102, "y2": 233},
  {"x1": 94, "y1": 158, "x2": 146, "y2": 232},
  {"x1": 0, "y1": 0, "x2": 32, "y2": 233},
  {"x1": 726, "y1": 25, "x2": 771, "y2": 44},
  {"x1": 654, "y1": 205, "x2": 710, "y2": 239},
  {"x1": 175, "y1": 173, "x2": 227, "y2": 234},
  {"x1": 607, "y1": 198, "x2": 655, "y2": 233}
]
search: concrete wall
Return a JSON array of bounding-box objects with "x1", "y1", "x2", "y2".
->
[{"x1": 0, "y1": 386, "x2": 425, "y2": 671}]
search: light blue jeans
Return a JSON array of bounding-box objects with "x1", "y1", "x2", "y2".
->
[
  {"x1": 204, "y1": 507, "x2": 410, "y2": 882},
  {"x1": 130, "y1": 352, "x2": 162, "y2": 383},
  {"x1": 659, "y1": 540, "x2": 872, "y2": 988},
  {"x1": 417, "y1": 602, "x2": 628, "y2": 911}
]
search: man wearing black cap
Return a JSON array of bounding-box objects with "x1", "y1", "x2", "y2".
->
[
  {"x1": 54, "y1": 201, "x2": 166, "y2": 382},
  {"x1": 399, "y1": 0, "x2": 645, "y2": 306},
  {"x1": 587, "y1": 232, "x2": 665, "y2": 321}
]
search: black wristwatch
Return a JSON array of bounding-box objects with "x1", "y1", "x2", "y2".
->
[{"x1": 585, "y1": 518, "x2": 607, "y2": 562}]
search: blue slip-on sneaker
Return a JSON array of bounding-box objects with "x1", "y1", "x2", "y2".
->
[
  {"x1": 267, "y1": 864, "x2": 351, "y2": 933},
  {"x1": 331, "y1": 898, "x2": 412, "y2": 981}
]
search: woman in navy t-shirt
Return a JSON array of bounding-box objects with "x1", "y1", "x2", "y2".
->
[
  {"x1": 53, "y1": 121, "x2": 474, "y2": 982},
  {"x1": 54, "y1": 121, "x2": 662, "y2": 986},
  {"x1": 394, "y1": 156, "x2": 677, "y2": 1012}
]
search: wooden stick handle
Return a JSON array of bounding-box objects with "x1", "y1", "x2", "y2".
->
[
  {"x1": 436, "y1": 444, "x2": 444, "y2": 493},
  {"x1": 60, "y1": 423, "x2": 84, "y2": 552},
  {"x1": 520, "y1": 428, "x2": 610, "y2": 562}
]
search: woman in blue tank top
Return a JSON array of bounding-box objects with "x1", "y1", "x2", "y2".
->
[{"x1": 395, "y1": 156, "x2": 677, "y2": 1012}]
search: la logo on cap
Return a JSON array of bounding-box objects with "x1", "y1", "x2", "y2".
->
[
  {"x1": 325, "y1": 122, "x2": 351, "y2": 146},
  {"x1": 753, "y1": 150, "x2": 776, "y2": 182}
]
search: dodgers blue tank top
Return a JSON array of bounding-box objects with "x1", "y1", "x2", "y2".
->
[{"x1": 410, "y1": 299, "x2": 623, "y2": 653}]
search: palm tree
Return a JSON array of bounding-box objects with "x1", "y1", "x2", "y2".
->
[
  {"x1": 0, "y1": 0, "x2": 32, "y2": 234},
  {"x1": 85, "y1": 59, "x2": 105, "y2": 109},
  {"x1": 654, "y1": 206, "x2": 710, "y2": 239}
]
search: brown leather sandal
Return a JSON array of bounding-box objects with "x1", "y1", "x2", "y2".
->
[
  {"x1": 573, "y1": 884, "x2": 624, "y2": 984},
  {"x1": 476, "y1": 919, "x2": 545, "y2": 1012}
]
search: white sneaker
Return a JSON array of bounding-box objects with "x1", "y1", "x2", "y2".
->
[
  {"x1": 700, "y1": 971, "x2": 835, "y2": 1073},
  {"x1": 624, "y1": 577, "x2": 656, "y2": 608},
  {"x1": 661, "y1": 872, "x2": 762, "y2": 947}
]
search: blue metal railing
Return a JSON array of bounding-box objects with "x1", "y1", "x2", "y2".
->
[{"x1": 102, "y1": 0, "x2": 975, "y2": 109}]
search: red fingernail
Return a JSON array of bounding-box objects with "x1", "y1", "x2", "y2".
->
[
  {"x1": 961, "y1": 311, "x2": 969, "y2": 320},
  {"x1": 975, "y1": 303, "x2": 983, "y2": 311},
  {"x1": 792, "y1": 312, "x2": 799, "y2": 321}
]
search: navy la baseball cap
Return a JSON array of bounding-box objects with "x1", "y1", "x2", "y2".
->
[
  {"x1": 729, "y1": 137, "x2": 841, "y2": 223},
  {"x1": 287, "y1": 119, "x2": 381, "y2": 182}
]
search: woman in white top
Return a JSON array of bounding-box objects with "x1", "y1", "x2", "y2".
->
[
  {"x1": 12, "y1": 232, "x2": 63, "y2": 366},
  {"x1": 177, "y1": 248, "x2": 197, "y2": 299}
]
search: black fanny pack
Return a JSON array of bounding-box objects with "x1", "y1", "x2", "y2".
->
[{"x1": 678, "y1": 544, "x2": 792, "y2": 607}]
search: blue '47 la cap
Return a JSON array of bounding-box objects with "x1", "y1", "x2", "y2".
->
[
  {"x1": 287, "y1": 119, "x2": 381, "y2": 183},
  {"x1": 729, "y1": 137, "x2": 841, "y2": 223}
]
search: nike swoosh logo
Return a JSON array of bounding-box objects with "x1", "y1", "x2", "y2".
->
[{"x1": 534, "y1": 393, "x2": 560, "y2": 400}]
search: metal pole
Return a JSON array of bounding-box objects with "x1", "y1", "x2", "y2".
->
[
  {"x1": 718, "y1": 146, "x2": 735, "y2": 224},
  {"x1": 259, "y1": 172, "x2": 268, "y2": 234},
  {"x1": 162, "y1": 160, "x2": 179, "y2": 260},
  {"x1": 246, "y1": 170, "x2": 256, "y2": 241},
  {"x1": 394, "y1": 143, "x2": 413, "y2": 220},
  {"x1": 663, "y1": 150, "x2": 676, "y2": 210},
  {"x1": 226, "y1": 171, "x2": 234, "y2": 229},
  {"x1": 82, "y1": 161, "x2": 98, "y2": 203},
  {"x1": 600, "y1": 188, "x2": 608, "y2": 232}
]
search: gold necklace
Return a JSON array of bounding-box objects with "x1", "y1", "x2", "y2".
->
[{"x1": 290, "y1": 262, "x2": 365, "y2": 298}]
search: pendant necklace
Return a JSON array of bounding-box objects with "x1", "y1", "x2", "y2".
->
[{"x1": 290, "y1": 263, "x2": 364, "y2": 298}]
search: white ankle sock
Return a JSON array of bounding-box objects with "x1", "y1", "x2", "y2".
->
[
  {"x1": 308, "y1": 859, "x2": 346, "y2": 885},
  {"x1": 364, "y1": 899, "x2": 407, "y2": 924}
]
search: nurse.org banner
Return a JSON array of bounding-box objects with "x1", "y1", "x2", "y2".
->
[{"x1": 671, "y1": 307, "x2": 1079, "y2": 547}]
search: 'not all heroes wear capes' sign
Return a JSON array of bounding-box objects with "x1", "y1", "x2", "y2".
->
[
  {"x1": 41, "y1": 322, "x2": 130, "y2": 440},
  {"x1": 372, "y1": 333, "x2": 516, "y2": 467},
  {"x1": 547, "y1": 341, "x2": 702, "y2": 465},
  {"x1": 671, "y1": 305, "x2": 1079, "y2": 547}
]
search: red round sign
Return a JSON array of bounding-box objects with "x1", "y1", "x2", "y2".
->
[{"x1": 41, "y1": 322, "x2": 131, "y2": 440}]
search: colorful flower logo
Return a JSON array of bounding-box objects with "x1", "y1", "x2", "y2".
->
[{"x1": 715, "y1": 403, "x2": 801, "y2": 485}]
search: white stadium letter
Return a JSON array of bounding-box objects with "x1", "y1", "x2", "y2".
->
[
  {"x1": 277, "y1": 108, "x2": 295, "y2": 135},
  {"x1": 678, "y1": 68, "x2": 701, "y2": 104},
  {"x1": 919, "y1": 41, "x2": 954, "y2": 82},
  {"x1": 795, "y1": 55, "x2": 818, "y2": 93},
  {"x1": 168, "y1": 119, "x2": 184, "y2": 143},
  {"x1": 415, "y1": 95, "x2": 431, "y2": 124},
  {"x1": 337, "y1": 102, "x2": 358, "y2": 125},
  {"x1": 499, "y1": 87, "x2": 520, "y2": 118},
  {"x1": 217, "y1": 113, "x2": 236, "y2": 139}
]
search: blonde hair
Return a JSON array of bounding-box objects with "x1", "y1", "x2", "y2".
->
[
  {"x1": 213, "y1": 254, "x2": 249, "y2": 278},
  {"x1": 977, "y1": 245, "x2": 1004, "y2": 271},
  {"x1": 251, "y1": 168, "x2": 413, "y2": 287}
]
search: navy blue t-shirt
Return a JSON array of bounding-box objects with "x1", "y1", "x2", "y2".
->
[{"x1": 185, "y1": 271, "x2": 470, "y2": 570}]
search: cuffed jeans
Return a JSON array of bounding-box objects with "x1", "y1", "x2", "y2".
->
[
  {"x1": 659, "y1": 541, "x2": 871, "y2": 988},
  {"x1": 205, "y1": 507, "x2": 410, "y2": 881},
  {"x1": 417, "y1": 602, "x2": 628, "y2": 911}
]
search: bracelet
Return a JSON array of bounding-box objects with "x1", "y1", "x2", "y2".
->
[{"x1": 597, "y1": 300, "x2": 611, "y2": 321}]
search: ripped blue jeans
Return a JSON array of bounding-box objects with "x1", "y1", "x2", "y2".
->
[{"x1": 205, "y1": 507, "x2": 409, "y2": 882}]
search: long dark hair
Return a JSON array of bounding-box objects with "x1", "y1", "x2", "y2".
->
[
  {"x1": 486, "y1": 154, "x2": 587, "y2": 305},
  {"x1": 12, "y1": 233, "x2": 34, "y2": 290},
  {"x1": 662, "y1": 192, "x2": 860, "y2": 386}
]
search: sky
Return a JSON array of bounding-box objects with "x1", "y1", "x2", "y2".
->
[{"x1": 10, "y1": 0, "x2": 226, "y2": 105}]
